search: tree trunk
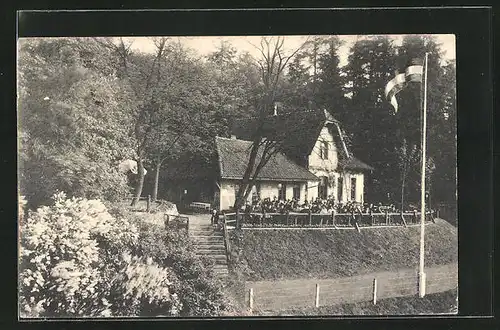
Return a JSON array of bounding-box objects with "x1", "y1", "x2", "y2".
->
[
  {"x1": 400, "y1": 175, "x2": 405, "y2": 212},
  {"x1": 152, "y1": 160, "x2": 161, "y2": 202},
  {"x1": 131, "y1": 158, "x2": 145, "y2": 207},
  {"x1": 234, "y1": 139, "x2": 261, "y2": 210}
]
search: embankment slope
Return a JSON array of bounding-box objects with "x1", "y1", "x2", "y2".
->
[{"x1": 231, "y1": 219, "x2": 457, "y2": 281}]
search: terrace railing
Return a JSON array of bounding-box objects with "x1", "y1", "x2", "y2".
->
[{"x1": 222, "y1": 210, "x2": 435, "y2": 229}]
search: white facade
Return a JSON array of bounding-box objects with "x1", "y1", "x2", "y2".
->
[
  {"x1": 216, "y1": 122, "x2": 368, "y2": 210},
  {"x1": 218, "y1": 180, "x2": 309, "y2": 211},
  {"x1": 306, "y1": 126, "x2": 365, "y2": 204}
]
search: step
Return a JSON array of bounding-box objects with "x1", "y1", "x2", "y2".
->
[
  {"x1": 191, "y1": 234, "x2": 223, "y2": 238},
  {"x1": 213, "y1": 265, "x2": 229, "y2": 270},
  {"x1": 198, "y1": 254, "x2": 227, "y2": 260},
  {"x1": 213, "y1": 267, "x2": 229, "y2": 273},
  {"x1": 190, "y1": 225, "x2": 217, "y2": 229},
  {"x1": 191, "y1": 224, "x2": 216, "y2": 229},
  {"x1": 196, "y1": 248, "x2": 226, "y2": 254},
  {"x1": 192, "y1": 232, "x2": 221, "y2": 237},
  {"x1": 193, "y1": 239, "x2": 225, "y2": 244},
  {"x1": 195, "y1": 242, "x2": 226, "y2": 251}
]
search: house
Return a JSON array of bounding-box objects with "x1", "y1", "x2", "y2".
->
[
  {"x1": 213, "y1": 109, "x2": 373, "y2": 211},
  {"x1": 215, "y1": 136, "x2": 319, "y2": 210}
]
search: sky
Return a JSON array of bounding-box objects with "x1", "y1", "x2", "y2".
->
[{"x1": 120, "y1": 34, "x2": 456, "y2": 67}]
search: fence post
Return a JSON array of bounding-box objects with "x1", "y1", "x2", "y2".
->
[
  {"x1": 146, "y1": 195, "x2": 151, "y2": 213},
  {"x1": 413, "y1": 210, "x2": 418, "y2": 223},
  {"x1": 370, "y1": 208, "x2": 374, "y2": 226},
  {"x1": 248, "y1": 288, "x2": 254, "y2": 312},
  {"x1": 372, "y1": 278, "x2": 377, "y2": 305},
  {"x1": 332, "y1": 210, "x2": 336, "y2": 227},
  {"x1": 385, "y1": 210, "x2": 389, "y2": 225},
  {"x1": 315, "y1": 283, "x2": 320, "y2": 308},
  {"x1": 309, "y1": 210, "x2": 312, "y2": 226}
]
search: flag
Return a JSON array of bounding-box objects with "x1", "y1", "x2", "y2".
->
[{"x1": 384, "y1": 58, "x2": 424, "y2": 112}]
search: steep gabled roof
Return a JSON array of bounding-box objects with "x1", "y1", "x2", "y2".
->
[
  {"x1": 338, "y1": 156, "x2": 374, "y2": 172},
  {"x1": 231, "y1": 109, "x2": 373, "y2": 172},
  {"x1": 231, "y1": 109, "x2": 328, "y2": 160},
  {"x1": 215, "y1": 137, "x2": 319, "y2": 182}
]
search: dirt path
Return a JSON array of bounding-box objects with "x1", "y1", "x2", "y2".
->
[
  {"x1": 182, "y1": 213, "x2": 212, "y2": 229},
  {"x1": 245, "y1": 263, "x2": 457, "y2": 312}
]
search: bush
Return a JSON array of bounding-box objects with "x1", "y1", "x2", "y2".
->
[
  {"x1": 130, "y1": 220, "x2": 237, "y2": 317},
  {"x1": 19, "y1": 192, "x2": 180, "y2": 317}
]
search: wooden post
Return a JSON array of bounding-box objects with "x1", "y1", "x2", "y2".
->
[
  {"x1": 315, "y1": 284, "x2": 320, "y2": 308},
  {"x1": 309, "y1": 210, "x2": 312, "y2": 226},
  {"x1": 332, "y1": 210, "x2": 336, "y2": 227},
  {"x1": 370, "y1": 208, "x2": 374, "y2": 226},
  {"x1": 385, "y1": 210, "x2": 389, "y2": 225},
  {"x1": 146, "y1": 195, "x2": 151, "y2": 213},
  {"x1": 413, "y1": 210, "x2": 418, "y2": 224},
  {"x1": 372, "y1": 278, "x2": 377, "y2": 305},
  {"x1": 294, "y1": 215, "x2": 297, "y2": 226},
  {"x1": 320, "y1": 215, "x2": 323, "y2": 226},
  {"x1": 248, "y1": 288, "x2": 254, "y2": 311}
]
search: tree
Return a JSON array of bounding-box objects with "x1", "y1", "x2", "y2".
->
[
  {"x1": 232, "y1": 37, "x2": 306, "y2": 223},
  {"x1": 315, "y1": 36, "x2": 346, "y2": 118},
  {"x1": 17, "y1": 38, "x2": 136, "y2": 208},
  {"x1": 395, "y1": 35, "x2": 448, "y2": 204},
  {"x1": 397, "y1": 138, "x2": 419, "y2": 210},
  {"x1": 102, "y1": 37, "x2": 175, "y2": 206},
  {"x1": 344, "y1": 36, "x2": 399, "y2": 203}
]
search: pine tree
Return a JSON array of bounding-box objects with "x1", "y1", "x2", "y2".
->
[{"x1": 344, "y1": 36, "x2": 399, "y2": 202}]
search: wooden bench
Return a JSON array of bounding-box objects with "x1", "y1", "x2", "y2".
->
[{"x1": 189, "y1": 201, "x2": 211, "y2": 211}]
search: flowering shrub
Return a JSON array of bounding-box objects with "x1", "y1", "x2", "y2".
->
[
  {"x1": 19, "y1": 192, "x2": 180, "y2": 317},
  {"x1": 108, "y1": 252, "x2": 182, "y2": 317},
  {"x1": 131, "y1": 220, "x2": 237, "y2": 317}
]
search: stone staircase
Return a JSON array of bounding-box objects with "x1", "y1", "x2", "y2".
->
[{"x1": 190, "y1": 223, "x2": 229, "y2": 279}]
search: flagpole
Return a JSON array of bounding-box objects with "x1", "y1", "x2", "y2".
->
[{"x1": 419, "y1": 52, "x2": 429, "y2": 298}]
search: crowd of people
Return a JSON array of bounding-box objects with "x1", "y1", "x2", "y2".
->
[
  {"x1": 237, "y1": 196, "x2": 405, "y2": 215},
  {"x1": 213, "y1": 197, "x2": 432, "y2": 226}
]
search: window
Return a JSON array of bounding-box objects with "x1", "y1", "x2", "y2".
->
[
  {"x1": 293, "y1": 185, "x2": 301, "y2": 200},
  {"x1": 351, "y1": 177, "x2": 357, "y2": 201},
  {"x1": 337, "y1": 176, "x2": 343, "y2": 202},
  {"x1": 252, "y1": 184, "x2": 260, "y2": 202},
  {"x1": 278, "y1": 183, "x2": 287, "y2": 201},
  {"x1": 320, "y1": 140, "x2": 329, "y2": 159},
  {"x1": 318, "y1": 176, "x2": 328, "y2": 199}
]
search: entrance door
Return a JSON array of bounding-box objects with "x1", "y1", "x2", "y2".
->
[
  {"x1": 318, "y1": 176, "x2": 328, "y2": 199},
  {"x1": 337, "y1": 176, "x2": 343, "y2": 202}
]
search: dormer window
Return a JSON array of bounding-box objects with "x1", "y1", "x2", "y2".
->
[{"x1": 320, "y1": 140, "x2": 329, "y2": 160}]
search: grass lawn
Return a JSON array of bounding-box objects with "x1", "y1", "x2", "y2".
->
[
  {"x1": 260, "y1": 289, "x2": 458, "y2": 316},
  {"x1": 231, "y1": 219, "x2": 457, "y2": 281}
]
